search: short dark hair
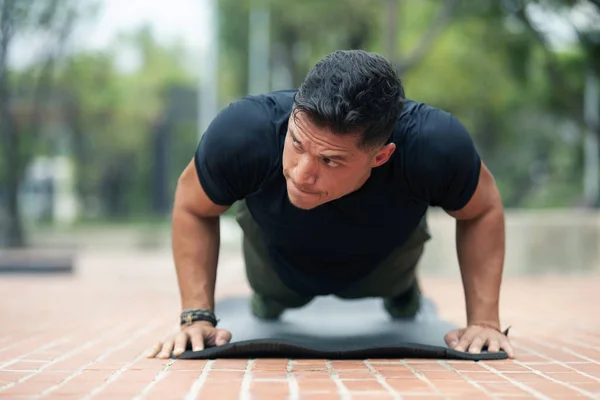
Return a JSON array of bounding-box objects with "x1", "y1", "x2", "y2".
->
[{"x1": 293, "y1": 50, "x2": 405, "y2": 150}]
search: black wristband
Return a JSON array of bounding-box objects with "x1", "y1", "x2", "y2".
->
[{"x1": 180, "y1": 308, "x2": 218, "y2": 327}]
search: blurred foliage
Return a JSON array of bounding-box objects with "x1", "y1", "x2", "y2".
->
[{"x1": 1, "y1": 0, "x2": 599, "y2": 246}]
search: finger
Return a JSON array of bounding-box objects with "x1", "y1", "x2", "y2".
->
[
  {"x1": 487, "y1": 338, "x2": 501, "y2": 353},
  {"x1": 157, "y1": 339, "x2": 175, "y2": 359},
  {"x1": 173, "y1": 332, "x2": 189, "y2": 357},
  {"x1": 190, "y1": 329, "x2": 205, "y2": 352},
  {"x1": 500, "y1": 336, "x2": 515, "y2": 359},
  {"x1": 454, "y1": 327, "x2": 480, "y2": 353},
  {"x1": 467, "y1": 336, "x2": 486, "y2": 354},
  {"x1": 444, "y1": 328, "x2": 464, "y2": 349},
  {"x1": 146, "y1": 342, "x2": 162, "y2": 358},
  {"x1": 215, "y1": 329, "x2": 232, "y2": 346}
]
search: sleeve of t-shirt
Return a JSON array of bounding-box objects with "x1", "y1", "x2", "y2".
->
[
  {"x1": 193, "y1": 97, "x2": 279, "y2": 206},
  {"x1": 404, "y1": 110, "x2": 481, "y2": 211}
]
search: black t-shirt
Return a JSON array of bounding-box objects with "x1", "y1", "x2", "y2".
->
[{"x1": 194, "y1": 89, "x2": 481, "y2": 296}]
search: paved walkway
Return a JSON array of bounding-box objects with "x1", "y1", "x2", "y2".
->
[{"x1": 1, "y1": 250, "x2": 599, "y2": 399}]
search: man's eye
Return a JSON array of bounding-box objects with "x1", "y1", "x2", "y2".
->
[{"x1": 323, "y1": 158, "x2": 340, "y2": 168}]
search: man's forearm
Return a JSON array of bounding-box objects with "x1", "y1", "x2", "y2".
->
[
  {"x1": 172, "y1": 207, "x2": 220, "y2": 312},
  {"x1": 456, "y1": 204, "x2": 505, "y2": 328}
]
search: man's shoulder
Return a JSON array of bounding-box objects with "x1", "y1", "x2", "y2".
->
[
  {"x1": 200, "y1": 90, "x2": 294, "y2": 149},
  {"x1": 233, "y1": 89, "x2": 297, "y2": 119},
  {"x1": 395, "y1": 99, "x2": 457, "y2": 138},
  {"x1": 222, "y1": 90, "x2": 292, "y2": 125},
  {"x1": 394, "y1": 99, "x2": 473, "y2": 156}
]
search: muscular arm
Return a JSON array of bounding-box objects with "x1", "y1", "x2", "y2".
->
[
  {"x1": 172, "y1": 160, "x2": 230, "y2": 312},
  {"x1": 446, "y1": 162, "x2": 505, "y2": 329}
]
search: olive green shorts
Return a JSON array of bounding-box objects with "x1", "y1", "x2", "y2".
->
[{"x1": 234, "y1": 199, "x2": 431, "y2": 308}]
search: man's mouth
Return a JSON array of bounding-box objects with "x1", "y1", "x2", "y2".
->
[{"x1": 289, "y1": 181, "x2": 317, "y2": 195}]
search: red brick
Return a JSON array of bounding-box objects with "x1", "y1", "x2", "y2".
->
[
  {"x1": 409, "y1": 362, "x2": 449, "y2": 371},
  {"x1": 293, "y1": 371, "x2": 334, "y2": 380},
  {"x1": 336, "y1": 371, "x2": 375, "y2": 379},
  {"x1": 476, "y1": 381, "x2": 531, "y2": 396},
  {"x1": 299, "y1": 395, "x2": 349, "y2": 400},
  {"x1": 458, "y1": 371, "x2": 508, "y2": 382},
  {"x1": 0, "y1": 381, "x2": 60, "y2": 396},
  {"x1": 385, "y1": 377, "x2": 435, "y2": 392},
  {"x1": 253, "y1": 358, "x2": 289, "y2": 370},
  {"x1": 0, "y1": 371, "x2": 29, "y2": 384},
  {"x1": 349, "y1": 394, "x2": 395, "y2": 399},
  {"x1": 420, "y1": 370, "x2": 462, "y2": 380},
  {"x1": 128, "y1": 358, "x2": 171, "y2": 370},
  {"x1": 428, "y1": 380, "x2": 484, "y2": 394},
  {"x1": 144, "y1": 371, "x2": 209, "y2": 399},
  {"x1": 206, "y1": 370, "x2": 245, "y2": 380},
  {"x1": 169, "y1": 360, "x2": 207, "y2": 370},
  {"x1": 291, "y1": 363, "x2": 327, "y2": 371},
  {"x1": 342, "y1": 379, "x2": 387, "y2": 392},
  {"x1": 195, "y1": 385, "x2": 242, "y2": 400},
  {"x1": 296, "y1": 379, "x2": 338, "y2": 392},
  {"x1": 329, "y1": 360, "x2": 368, "y2": 370},
  {"x1": 376, "y1": 369, "x2": 418, "y2": 379},
  {"x1": 251, "y1": 370, "x2": 288, "y2": 379}
]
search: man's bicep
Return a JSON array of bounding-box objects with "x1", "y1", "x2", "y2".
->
[
  {"x1": 446, "y1": 162, "x2": 502, "y2": 220},
  {"x1": 175, "y1": 160, "x2": 231, "y2": 218}
]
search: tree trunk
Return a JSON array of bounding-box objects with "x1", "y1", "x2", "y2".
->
[
  {"x1": 583, "y1": 67, "x2": 599, "y2": 208},
  {"x1": 0, "y1": 1, "x2": 25, "y2": 247}
]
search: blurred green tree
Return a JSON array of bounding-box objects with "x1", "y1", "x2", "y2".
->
[
  {"x1": 0, "y1": 0, "x2": 94, "y2": 246},
  {"x1": 57, "y1": 25, "x2": 196, "y2": 219}
]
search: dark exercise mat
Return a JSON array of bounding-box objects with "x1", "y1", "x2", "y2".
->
[{"x1": 175, "y1": 295, "x2": 508, "y2": 361}]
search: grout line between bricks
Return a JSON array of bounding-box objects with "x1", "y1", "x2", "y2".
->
[
  {"x1": 37, "y1": 319, "x2": 164, "y2": 399},
  {"x1": 363, "y1": 359, "x2": 401, "y2": 400},
  {"x1": 183, "y1": 359, "x2": 214, "y2": 400},
  {"x1": 438, "y1": 360, "x2": 500, "y2": 399},
  {"x1": 326, "y1": 360, "x2": 351, "y2": 400},
  {"x1": 0, "y1": 337, "x2": 70, "y2": 370},
  {"x1": 0, "y1": 334, "x2": 47, "y2": 355},
  {"x1": 534, "y1": 333, "x2": 600, "y2": 352},
  {"x1": 239, "y1": 359, "x2": 256, "y2": 400},
  {"x1": 509, "y1": 345, "x2": 599, "y2": 398},
  {"x1": 286, "y1": 359, "x2": 299, "y2": 400},
  {"x1": 131, "y1": 359, "x2": 175, "y2": 400},
  {"x1": 0, "y1": 319, "x2": 143, "y2": 393},
  {"x1": 506, "y1": 317, "x2": 600, "y2": 341},
  {"x1": 77, "y1": 319, "x2": 166, "y2": 400},
  {"x1": 518, "y1": 338, "x2": 600, "y2": 368},
  {"x1": 479, "y1": 362, "x2": 552, "y2": 400},
  {"x1": 513, "y1": 363, "x2": 598, "y2": 399},
  {"x1": 515, "y1": 339, "x2": 600, "y2": 375},
  {"x1": 401, "y1": 359, "x2": 443, "y2": 396}
]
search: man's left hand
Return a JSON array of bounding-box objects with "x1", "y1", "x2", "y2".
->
[{"x1": 444, "y1": 325, "x2": 514, "y2": 358}]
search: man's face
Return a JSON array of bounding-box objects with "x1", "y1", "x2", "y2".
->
[{"x1": 282, "y1": 112, "x2": 396, "y2": 210}]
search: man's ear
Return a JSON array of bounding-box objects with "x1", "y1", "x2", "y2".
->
[{"x1": 371, "y1": 143, "x2": 396, "y2": 167}]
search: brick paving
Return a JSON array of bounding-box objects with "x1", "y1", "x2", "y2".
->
[{"x1": 1, "y1": 249, "x2": 600, "y2": 399}]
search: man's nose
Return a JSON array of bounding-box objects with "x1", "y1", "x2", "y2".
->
[{"x1": 294, "y1": 155, "x2": 317, "y2": 186}]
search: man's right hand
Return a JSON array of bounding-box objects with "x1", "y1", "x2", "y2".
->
[{"x1": 147, "y1": 321, "x2": 232, "y2": 359}]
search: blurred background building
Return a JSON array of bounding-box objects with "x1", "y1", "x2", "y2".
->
[{"x1": 0, "y1": 0, "x2": 598, "y2": 272}]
